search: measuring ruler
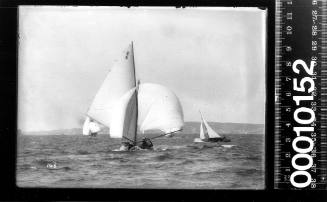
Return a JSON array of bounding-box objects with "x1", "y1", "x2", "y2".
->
[{"x1": 275, "y1": 0, "x2": 327, "y2": 189}]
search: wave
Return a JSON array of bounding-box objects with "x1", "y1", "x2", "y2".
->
[
  {"x1": 110, "y1": 147, "x2": 148, "y2": 152},
  {"x1": 192, "y1": 167, "x2": 238, "y2": 176},
  {"x1": 46, "y1": 165, "x2": 73, "y2": 171},
  {"x1": 109, "y1": 145, "x2": 185, "y2": 153},
  {"x1": 19, "y1": 163, "x2": 37, "y2": 171},
  {"x1": 60, "y1": 166, "x2": 72, "y2": 171},
  {"x1": 155, "y1": 153, "x2": 174, "y2": 161},
  {"x1": 188, "y1": 144, "x2": 218, "y2": 150},
  {"x1": 119, "y1": 159, "x2": 129, "y2": 163},
  {"x1": 102, "y1": 156, "x2": 123, "y2": 161},
  {"x1": 235, "y1": 168, "x2": 261, "y2": 176},
  {"x1": 34, "y1": 159, "x2": 54, "y2": 167},
  {"x1": 246, "y1": 155, "x2": 261, "y2": 161},
  {"x1": 111, "y1": 149, "x2": 124, "y2": 152},
  {"x1": 91, "y1": 164, "x2": 104, "y2": 169},
  {"x1": 222, "y1": 145, "x2": 236, "y2": 148},
  {"x1": 175, "y1": 159, "x2": 194, "y2": 165},
  {"x1": 32, "y1": 158, "x2": 73, "y2": 171},
  {"x1": 193, "y1": 170, "x2": 217, "y2": 176},
  {"x1": 155, "y1": 145, "x2": 187, "y2": 152},
  {"x1": 77, "y1": 150, "x2": 91, "y2": 155},
  {"x1": 55, "y1": 177, "x2": 84, "y2": 183}
]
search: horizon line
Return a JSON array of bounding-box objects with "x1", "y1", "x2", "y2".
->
[{"x1": 19, "y1": 121, "x2": 265, "y2": 133}]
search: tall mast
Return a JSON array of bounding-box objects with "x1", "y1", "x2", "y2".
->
[
  {"x1": 199, "y1": 110, "x2": 210, "y2": 139},
  {"x1": 199, "y1": 110, "x2": 205, "y2": 123},
  {"x1": 132, "y1": 41, "x2": 139, "y2": 145}
]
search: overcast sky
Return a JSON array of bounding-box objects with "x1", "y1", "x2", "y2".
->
[{"x1": 18, "y1": 6, "x2": 266, "y2": 132}]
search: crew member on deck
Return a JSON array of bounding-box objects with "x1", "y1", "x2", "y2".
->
[
  {"x1": 120, "y1": 141, "x2": 134, "y2": 151},
  {"x1": 139, "y1": 137, "x2": 153, "y2": 150}
]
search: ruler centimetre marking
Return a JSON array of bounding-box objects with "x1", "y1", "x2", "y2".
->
[{"x1": 275, "y1": 0, "x2": 327, "y2": 189}]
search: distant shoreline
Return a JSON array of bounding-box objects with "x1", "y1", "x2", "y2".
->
[{"x1": 19, "y1": 122, "x2": 265, "y2": 136}]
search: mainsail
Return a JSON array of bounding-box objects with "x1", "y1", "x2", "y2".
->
[
  {"x1": 199, "y1": 111, "x2": 221, "y2": 139},
  {"x1": 84, "y1": 42, "x2": 184, "y2": 144},
  {"x1": 109, "y1": 87, "x2": 138, "y2": 142},
  {"x1": 86, "y1": 42, "x2": 137, "y2": 142}
]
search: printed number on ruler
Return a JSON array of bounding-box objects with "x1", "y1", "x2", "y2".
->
[{"x1": 274, "y1": 0, "x2": 327, "y2": 189}]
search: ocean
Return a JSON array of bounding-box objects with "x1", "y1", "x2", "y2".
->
[{"x1": 16, "y1": 132, "x2": 265, "y2": 189}]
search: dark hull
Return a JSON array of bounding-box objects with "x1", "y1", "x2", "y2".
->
[
  {"x1": 207, "y1": 137, "x2": 231, "y2": 142},
  {"x1": 121, "y1": 138, "x2": 153, "y2": 151}
]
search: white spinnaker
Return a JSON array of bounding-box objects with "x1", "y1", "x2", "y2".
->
[
  {"x1": 138, "y1": 83, "x2": 184, "y2": 134},
  {"x1": 87, "y1": 43, "x2": 136, "y2": 128},
  {"x1": 109, "y1": 87, "x2": 137, "y2": 141},
  {"x1": 110, "y1": 83, "x2": 183, "y2": 139},
  {"x1": 200, "y1": 112, "x2": 221, "y2": 138},
  {"x1": 82, "y1": 117, "x2": 91, "y2": 135}
]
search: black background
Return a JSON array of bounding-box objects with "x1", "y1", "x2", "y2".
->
[{"x1": 0, "y1": 0, "x2": 326, "y2": 201}]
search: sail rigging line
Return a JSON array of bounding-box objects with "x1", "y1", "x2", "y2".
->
[
  {"x1": 83, "y1": 114, "x2": 107, "y2": 129},
  {"x1": 119, "y1": 129, "x2": 183, "y2": 145},
  {"x1": 134, "y1": 85, "x2": 139, "y2": 144},
  {"x1": 146, "y1": 129, "x2": 182, "y2": 141},
  {"x1": 131, "y1": 41, "x2": 138, "y2": 144},
  {"x1": 122, "y1": 136, "x2": 135, "y2": 144}
]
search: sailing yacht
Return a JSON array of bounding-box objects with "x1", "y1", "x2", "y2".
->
[
  {"x1": 82, "y1": 42, "x2": 184, "y2": 150},
  {"x1": 193, "y1": 111, "x2": 230, "y2": 143},
  {"x1": 82, "y1": 117, "x2": 100, "y2": 137}
]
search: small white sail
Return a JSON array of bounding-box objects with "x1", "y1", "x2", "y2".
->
[
  {"x1": 89, "y1": 121, "x2": 100, "y2": 133},
  {"x1": 200, "y1": 112, "x2": 221, "y2": 138},
  {"x1": 199, "y1": 122, "x2": 205, "y2": 140},
  {"x1": 82, "y1": 117, "x2": 101, "y2": 135},
  {"x1": 82, "y1": 117, "x2": 91, "y2": 135}
]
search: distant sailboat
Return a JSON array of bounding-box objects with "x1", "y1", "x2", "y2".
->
[
  {"x1": 83, "y1": 42, "x2": 184, "y2": 150},
  {"x1": 194, "y1": 111, "x2": 230, "y2": 143},
  {"x1": 82, "y1": 117, "x2": 100, "y2": 137}
]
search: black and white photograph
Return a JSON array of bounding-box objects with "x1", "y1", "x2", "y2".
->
[{"x1": 17, "y1": 6, "x2": 266, "y2": 189}]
